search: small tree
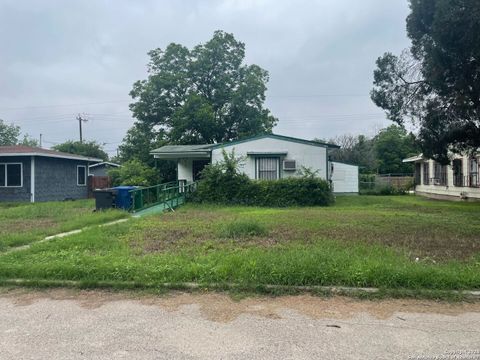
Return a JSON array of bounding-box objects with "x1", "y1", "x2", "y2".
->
[{"x1": 108, "y1": 159, "x2": 161, "y2": 187}]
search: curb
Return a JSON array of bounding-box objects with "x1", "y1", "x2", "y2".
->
[{"x1": 1, "y1": 279, "x2": 479, "y2": 300}]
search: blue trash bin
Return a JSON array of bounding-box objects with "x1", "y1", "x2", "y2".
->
[{"x1": 113, "y1": 186, "x2": 137, "y2": 210}]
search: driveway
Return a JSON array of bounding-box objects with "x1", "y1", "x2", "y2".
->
[{"x1": 0, "y1": 289, "x2": 479, "y2": 360}]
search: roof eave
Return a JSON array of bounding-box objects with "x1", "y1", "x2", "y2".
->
[
  {"x1": 0, "y1": 152, "x2": 102, "y2": 162},
  {"x1": 152, "y1": 152, "x2": 211, "y2": 159},
  {"x1": 402, "y1": 154, "x2": 424, "y2": 163}
]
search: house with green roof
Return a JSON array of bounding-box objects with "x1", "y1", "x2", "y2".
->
[{"x1": 151, "y1": 134, "x2": 359, "y2": 193}]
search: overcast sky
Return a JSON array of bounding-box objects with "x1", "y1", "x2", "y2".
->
[{"x1": 0, "y1": 0, "x2": 411, "y2": 156}]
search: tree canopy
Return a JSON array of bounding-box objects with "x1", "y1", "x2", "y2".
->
[
  {"x1": 371, "y1": 0, "x2": 480, "y2": 163},
  {"x1": 327, "y1": 134, "x2": 377, "y2": 174},
  {"x1": 128, "y1": 30, "x2": 277, "y2": 146},
  {"x1": 328, "y1": 125, "x2": 419, "y2": 174},
  {"x1": 53, "y1": 140, "x2": 108, "y2": 160},
  {"x1": 373, "y1": 125, "x2": 420, "y2": 174},
  {"x1": 0, "y1": 119, "x2": 38, "y2": 146}
]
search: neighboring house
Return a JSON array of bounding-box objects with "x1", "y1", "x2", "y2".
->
[
  {"x1": 403, "y1": 153, "x2": 480, "y2": 201},
  {"x1": 88, "y1": 161, "x2": 121, "y2": 177},
  {"x1": 151, "y1": 133, "x2": 359, "y2": 194},
  {"x1": 0, "y1": 146, "x2": 102, "y2": 203}
]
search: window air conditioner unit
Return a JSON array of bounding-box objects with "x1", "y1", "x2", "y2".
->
[{"x1": 283, "y1": 160, "x2": 296, "y2": 171}]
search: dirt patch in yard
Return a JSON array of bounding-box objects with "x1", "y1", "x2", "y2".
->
[
  {"x1": 130, "y1": 224, "x2": 300, "y2": 254},
  {"x1": 0, "y1": 219, "x2": 57, "y2": 234},
  {"x1": 1, "y1": 288, "x2": 479, "y2": 323}
]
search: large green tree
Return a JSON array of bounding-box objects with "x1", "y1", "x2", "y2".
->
[
  {"x1": 128, "y1": 30, "x2": 277, "y2": 146},
  {"x1": 115, "y1": 123, "x2": 176, "y2": 182},
  {"x1": 371, "y1": 0, "x2": 480, "y2": 163},
  {"x1": 53, "y1": 140, "x2": 108, "y2": 161}
]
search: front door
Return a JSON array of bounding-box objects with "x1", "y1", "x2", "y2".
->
[{"x1": 192, "y1": 160, "x2": 210, "y2": 181}]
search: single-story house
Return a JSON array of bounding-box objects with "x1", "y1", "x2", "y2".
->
[
  {"x1": 0, "y1": 146, "x2": 102, "y2": 203},
  {"x1": 88, "y1": 161, "x2": 121, "y2": 177},
  {"x1": 403, "y1": 153, "x2": 480, "y2": 201},
  {"x1": 151, "y1": 133, "x2": 359, "y2": 193}
]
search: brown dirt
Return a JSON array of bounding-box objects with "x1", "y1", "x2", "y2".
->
[
  {"x1": 0, "y1": 218, "x2": 57, "y2": 234},
  {"x1": 1, "y1": 288, "x2": 479, "y2": 323}
]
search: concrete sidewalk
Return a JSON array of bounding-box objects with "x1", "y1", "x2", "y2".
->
[{"x1": 0, "y1": 290, "x2": 479, "y2": 360}]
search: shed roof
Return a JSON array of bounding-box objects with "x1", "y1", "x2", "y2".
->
[
  {"x1": 89, "y1": 161, "x2": 121, "y2": 168},
  {"x1": 0, "y1": 146, "x2": 103, "y2": 162}
]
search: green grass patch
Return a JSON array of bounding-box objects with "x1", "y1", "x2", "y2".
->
[
  {"x1": 0, "y1": 200, "x2": 128, "y2": 250},
  {"x1": 0, "y1": 196, "x2": 479, "y2": 298},
  {"x1": 217, "y1": 219, "x2": 269, "y2": 238}
]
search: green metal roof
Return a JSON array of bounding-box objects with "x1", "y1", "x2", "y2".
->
[
  {"x1": 150, "y1": 134, "x2": 339, "y2": 156},
  {"x1": 211, "y1": 134, "x2": 340, "y2": 149}
]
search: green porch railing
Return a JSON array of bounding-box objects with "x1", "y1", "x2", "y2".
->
[{"x1": 129, "y1": 181, "x2": 197, "y2": 213}]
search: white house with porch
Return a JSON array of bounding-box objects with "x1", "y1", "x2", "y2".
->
[
  {"x1": 403, "y1": 153, "x2": 480, "y2": 201},
  {"x1": 151, "y1": 134, "x2": 359, "y2": 194}
]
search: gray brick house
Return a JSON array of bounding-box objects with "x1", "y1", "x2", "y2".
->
[{"x1": 0, "y1": 146, "x2": 102, "y2": 203}]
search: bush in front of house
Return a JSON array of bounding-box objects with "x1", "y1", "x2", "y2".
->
[
  {"x1": 191, "y1": 150, "x2": 334, "y2": 207},
  {"x1": 108, "y1": 159, "x2": 162, "y2": 187}
]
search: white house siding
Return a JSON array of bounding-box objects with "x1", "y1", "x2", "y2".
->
[
  {"x1": 330, "y1": 161, "x2": 359, "y2": 193},
  {"x1": 414, "y1": 156, "x2": 480, "y2": 201},
  {"x1": 211, "y1": 137, "x2": 328, "y2": 180}
]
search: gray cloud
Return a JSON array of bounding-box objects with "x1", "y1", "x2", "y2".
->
[{"x1": 0, "y1": 0, "x2": 411, "y2": 155}]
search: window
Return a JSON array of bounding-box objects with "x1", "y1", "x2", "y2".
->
[
  {"x1": 77, "y1": 165, "x2": 87, "y2": 186},
  {"x1": 433, "y1": 162, "x2": 447, "y2": 186},
  {"x1": 0, "y1": 163, "x2": 23, "y2": 187},
  {"x1": 256, "y1": 157, "x2": 279, "y2": 180},
  {"x1": 422, "y1": 162, "x2": 430, "y2": 185}
]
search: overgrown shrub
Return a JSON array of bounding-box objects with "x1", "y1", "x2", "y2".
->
[
  {"x1": 108, "y1": 159, "x2": 162, "y2": 187},
  {"x1": 192, "y1": 150, "x2": 334, "y2": 207},
  {"x1": 360, "y1": 184, "x2": 408, "y2": 195},
  {"x1": 218, "y1": 220, "x2": 268, "y2": 238}
]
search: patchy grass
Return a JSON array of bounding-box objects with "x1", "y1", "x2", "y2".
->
[
  {"x1": 217, "y1": 220, "x2": 269, "y2": 239},
  {"x1": 0, "y1": 196, "x2": 479, "y2": 296},
  {"x1": 0, "y1": 200, "x2": 128, "y2": 251}
]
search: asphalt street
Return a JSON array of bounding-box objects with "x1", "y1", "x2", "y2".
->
[{"x1": 0, "y1": 290, "x2": 479, "y2": 360}]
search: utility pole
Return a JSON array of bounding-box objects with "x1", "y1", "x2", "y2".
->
[
  {"x1": 39, "y1": 134, "x2": 42, "y2": 148},
  {"x1": 76, "y1": 113, "x2": 89, "y2": 143}
]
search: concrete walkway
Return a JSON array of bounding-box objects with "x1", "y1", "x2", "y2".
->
[
  {"x1": 3, "y1": 218, "x2": 130, "y2": 254},
  {"x1": 0, "y1": 289, "x2": 479, "y2": 360}
]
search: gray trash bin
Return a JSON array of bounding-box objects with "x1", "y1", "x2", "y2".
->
[{"x1": 93, "y1": 189, "x2": 116, "y2": 211}]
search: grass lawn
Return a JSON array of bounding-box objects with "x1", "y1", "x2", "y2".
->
[
  {"x1": 0, "y1": 196, "x2": 479, "y2": 296},
  {"x1": 0, "y1": 200, "x2": 128, "y2": 251}
]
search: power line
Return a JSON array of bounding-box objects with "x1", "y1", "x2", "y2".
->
[
  {"x1": 0, "y1": 92, "x2": 373, "y2": 112},
  {"x1": 0, "y1": 100, "x2": 129, "y2": 111}
]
